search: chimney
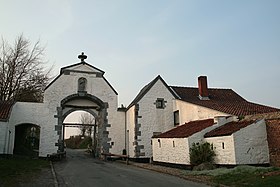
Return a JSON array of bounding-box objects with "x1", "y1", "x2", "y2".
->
[{"x1": 198, "y1": 76, "x2": 209, "y2": 100}]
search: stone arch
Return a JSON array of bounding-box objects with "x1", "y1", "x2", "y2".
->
[
  {"x1": 14, "y1": 123, "x2": 40, "y2": 157},
  {"x1": 56, "y1": 93, "x2": 111, "y2": 158}
]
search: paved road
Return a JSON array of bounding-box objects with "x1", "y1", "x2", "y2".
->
[{"x1": 54, "y1": 149, "x2": 208, "y2": 187}]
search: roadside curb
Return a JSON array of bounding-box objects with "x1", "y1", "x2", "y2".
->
[{"x1": 50, "y1": 161, "x2": 59, "y2": 187}]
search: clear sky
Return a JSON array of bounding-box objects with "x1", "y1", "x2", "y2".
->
[{"x1": 1, "y1": 0, "x2": 280, "y2": 108}]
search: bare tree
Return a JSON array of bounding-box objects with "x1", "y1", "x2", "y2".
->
[
  {"x1": 79, "y1": 112, "x2": 95, "y2": 137},
  {"x1": 0, "y1": 34, "x2": 52, "y2": 102}
]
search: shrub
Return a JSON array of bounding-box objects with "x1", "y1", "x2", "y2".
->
[{"x1": 189, "y1": 142, "x2": 215, "y2": 166}]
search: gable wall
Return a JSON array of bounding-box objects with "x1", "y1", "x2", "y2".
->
[
  {"x1": 173, "y1": 100, "x2": 229, "y2": 124},
  {"x1": 234, "y1": 120, "x2": 269, "y2": 164},
  {"x1": 137, "y1": 80, "x2": 175, "y2": 158}
]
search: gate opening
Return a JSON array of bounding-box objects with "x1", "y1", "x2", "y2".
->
[
  {"x1": 14, "y1": 123, "x2": 40, "y2": 157},
  {"x1": 63, "y1": 110, "x2": 98, "y2": 157}
]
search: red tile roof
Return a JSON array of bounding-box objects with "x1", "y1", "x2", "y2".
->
[
  {"x1": 171, "y1": 86, "x2": 280, "y2": 116},
  {"x1": 153, "y1": 119, "x2": 214, "y2": 138},
  {"x1": 204, "y1": 120, "x2": 256, "y2": 138},
  {"x1": 0, "y1": 101, "x2": 15, "y2": 121}
]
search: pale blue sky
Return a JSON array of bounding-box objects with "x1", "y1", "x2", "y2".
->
[{"x1": 1, "y1": 0, "x2": 280, "y2": 108}]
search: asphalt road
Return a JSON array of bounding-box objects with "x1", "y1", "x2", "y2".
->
[{"x1": 53, "y1": 149, "x2": 208, "y2": 187}]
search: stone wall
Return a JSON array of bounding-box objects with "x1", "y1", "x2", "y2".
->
[
  {"x1": 126, "y1": 105, "x2": 135, "y2": 157},
  {"x1": 234, "y1": 120, "x2": 269, "y2": 165},
  {"x1": 266, "y1": 119, "x2": 280, "y2": 167},
  {"x1": 137, "y1": 79, "x2": 175, "y2": 158},
  {"x1": 152, "y1": 138, "x2": 189, "y2": 165},
  {"x1": 0, "y1": 122, "x2": 8, "y2": 154},
  {"x1": 2, "y1": 63, "x2": 125, "y2": 157},
  {"x1": 205, "y1": 135, "x2": 236, "y2": 164}
]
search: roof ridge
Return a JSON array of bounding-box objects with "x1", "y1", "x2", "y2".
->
[{"x1": 170, "y1": 85, "x2": 232, "y2": 90}]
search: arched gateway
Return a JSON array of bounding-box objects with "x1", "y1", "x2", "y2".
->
[{"x1": 0, "y1": 53, "x2": 126, "y2": 158}]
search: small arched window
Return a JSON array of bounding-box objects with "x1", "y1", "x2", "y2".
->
[{"x1": 78, "y1": 77, "x2": 87, "y2": 92}]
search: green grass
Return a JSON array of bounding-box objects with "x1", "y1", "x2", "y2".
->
[
  {"x1": 183, "y1": 165, "x2": 280, "y2": 187},
  {"x1": 0, "y1": 157, "x2": 49, "y2": 186}
]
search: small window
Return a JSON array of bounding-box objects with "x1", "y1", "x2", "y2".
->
[
  {"x1": 222, "y1": 142, "x2": 225, "y2": 149},
  {"x1": 155, "y1": 98, "x2": 165, "y2": 109},
  {"x1": 158, "y1": 139, "x2": 161, "y2": 148},
  {"x1": 174, "y1": 110, "x2": 179, "y2": 126},
  {"x1": 173, "y1": 141, "x2": 175, "y2": 147},
  {"x1": 111, "y1": 142, "x2": 114, "y2": 146}
]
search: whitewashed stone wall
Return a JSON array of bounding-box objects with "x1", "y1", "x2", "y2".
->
[
  {"x1": 205, "y1": 119, "x2": 269, "y2": 165},
  {"x1": 152, "y1": 123, "x2": 222, "y2": 165},
  {"x1": 2, "y1": 63, "x2": 125, "y2": 157},
  {"x1": 109, "y1": 110, "x2": 126, "y2": 155},
  {"x1": 234, "y1": 119, "x2": 269, "y2": 164},
  {"x1": 0, "y1": 122, "x2": 8, "y2": 154},
  {"x1": 152, "y1": 138, "x2": 189, "y2": 165},
  {"x1": 173, "y1": 100, "x2": 229, "y2": 124},
  {"x1": 44, "y1": 67, "x2": 122, "y2": 156},
  {"x1": 137, "y1": 79, "x2": 175, "y2": 158},
  {"x1": 126, "y1": 106, "x2": 135, "y2": 157},
  {"x1": 205, "y1": 136, "x2": 236, "y2": 164},
  {"x1": 7, "y1": 102, "x2": 57, "y2": 156}
]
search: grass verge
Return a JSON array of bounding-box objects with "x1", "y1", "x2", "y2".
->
[
  {"x1": 183, "y1": 165, "x2": 280, "y2": 187},
  {"x1": 0, "y1": 157, "x2": 49, "y2": 186}
]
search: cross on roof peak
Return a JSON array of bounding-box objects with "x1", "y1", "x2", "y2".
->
[{"x1": 78, "y1": 52, "x2": 87, "y2": 62}]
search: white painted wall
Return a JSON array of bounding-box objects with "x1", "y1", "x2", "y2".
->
[
  {"x1": 152, "y1": 138, "x2": 189, "y2": 165},
  {"x1": 1, "y1": 63, "x2": 125, "y2": 157},
  {"x1": 109, "y1": 110, "x2": 126, "y2": 155},
  {"x1": 0, "y1": 121, "x2": 9, "y2": 154},
  {"x1": 126, "y1": 105, "x2": 135, "y2": 157},
  {"x1": 173, "y1": 100, "x2": 229, "y2": 124},
  {"x1": 234, "y1": 119, "x2": 269, "y2": 164},
  {"x1": 7, "y1": 102, "x2": 56, "y2": 156},
  {"x1": 137, "y1": 79, "x2": 175, "y2": 158},
  {"x1": 152, "y1": 123, "x2": 222, "y2": 165},
  {"x1": 205, "y1": 135, "x2": 236, "y2": 164}
]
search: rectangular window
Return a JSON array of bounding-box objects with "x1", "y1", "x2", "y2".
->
[
  {"x1": 173, "y1": 141, "x2": 175, "y2": 147},
  {"x1": 222, "y1": 142, "x2": 225, "y2": 149},
  {"x1": 155, "y1": 98, "x2": 165, "y2": 109},
  {"x1": 174, "y1": 110, "x2": 179, "y2": 126}
]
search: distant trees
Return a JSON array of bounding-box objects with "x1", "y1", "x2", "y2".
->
[
  {"x1": 0, "y1": 34, "x2": 52, "y2": 102},
  {"x1": 79, "y1": 113, "x2": 95, "y2": 137}
]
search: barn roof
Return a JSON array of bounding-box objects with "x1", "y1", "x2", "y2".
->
[
  {"x1": 0, "y1": 101, "x2": 15, "y2": 121},
  {"x1": 170, "y1": 86, "x2": 280, "y2": 117},
  {"x1": 153, "y1": 119, "x2": 215, "y2": 138},
  {"x1": 204, "y1": 120, "x2": 256, "y2": 138}
]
